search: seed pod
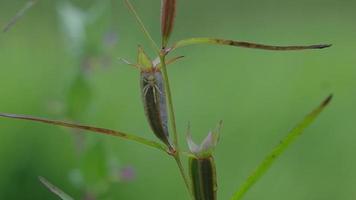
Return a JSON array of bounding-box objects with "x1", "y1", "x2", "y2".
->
[
  {"x1": 140, "y1": 67, "x2": 171, "y2": 148},
  {"x1": 186, "y1": 122, "x2": 222, "y2": 200},
  {"x1": 189, "y1": 156, "x2": 217, "y2": 200},
  {"x1": 137, "y1": 46, "x2": 172, "y2": 149}
]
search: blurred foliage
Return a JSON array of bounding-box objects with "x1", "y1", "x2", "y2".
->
[{"x1": 0, "y1": 0, "x2": 355, "y2": 200}]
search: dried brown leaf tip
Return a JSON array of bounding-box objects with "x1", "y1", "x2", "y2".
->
[{"x1": 161, "y1": 0, "x2": 176, "y2": 47}]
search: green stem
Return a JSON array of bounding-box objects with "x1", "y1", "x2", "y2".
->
[
  {"x1": 159, "y1": 55, "x2": 178, "y2": 150},
  {"x1": 230, "y1": 95, "x2": 333, "y2": 200},
  {"x1": 174, "y1": 154, "x2": 194, "y2": 199},
  {"x1": 159, "y1": 53, "x2": 193, "y2": 199}
]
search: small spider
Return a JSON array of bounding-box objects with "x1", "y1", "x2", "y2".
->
[{"x1": 142, "y1": 74, "x2": 162, "y2": 104}]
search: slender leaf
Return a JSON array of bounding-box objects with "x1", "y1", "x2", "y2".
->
[
  {"x1": 161, "y1": 0, "x2": 176, "y2": 47},
  {"x1": 230, "y1": 95, "x2": 333, "y2": 200},
  {"x1": 168, "y1": 37, "x2": 331, "y2": 53},
  {"x1": 39, "y1": 176, "x2": 74, "y2": 200},
  {"x1": 3, "y1": 0, "x2": 38, "y2": 32},
  {"x1": 0, "y1": 113, "x2": 167, "y2": 152}
]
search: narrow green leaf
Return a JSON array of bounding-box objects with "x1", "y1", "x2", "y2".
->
[
  {"x1": 2, "y1": 0, "x2": 38, "y2": 32},
  {"x1": 230, "y1": 95, "x2": 333, "y2": 200},
  {"x1": 0, "y1": 113, "x2": 167, "y2": 152},
  {"x1": 161, "y1": 0, "x2": 176, "y2": 47},
  {"x1": 169, "y1": 37, "x2": 331, "y2": 53},
  {"x1": 39, "y1": 176, "x2": 74, "y2": 200}
]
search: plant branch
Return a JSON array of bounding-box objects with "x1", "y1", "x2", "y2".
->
[
  {"x1": 0, "y1": 113, "x2": 167, "y2": 152},
  {"x1": 230, "y1": 95, "x2": 333, "y2": 200}
]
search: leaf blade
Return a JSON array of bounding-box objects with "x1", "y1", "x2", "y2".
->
[
  {"x1": 0, "y1": 113, "x2": 167, "y2": 152},
  {"x1": 170, "y1": 37, "x2": 331, "y2": 53},
  {"x1": 230, "y1": 95, "x2": 333, "y2": 200},
  {"x1": 39, "y1": 176, "x2": 74, "y2": 200}
]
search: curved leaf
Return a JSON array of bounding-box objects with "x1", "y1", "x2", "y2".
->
[
  {"x1": 0, "y1": 113, "x2": 167, "y2": 152},
  {"x1": 230, "y1": 95, "x2": 333, "y2": 200}
]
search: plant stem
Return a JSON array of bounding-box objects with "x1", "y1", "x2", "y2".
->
[
  {"x1": 174, "y1": 154, "x2": 194, "y2": 199},
  {"x1": 159, "y1": 55, "x2": 178, "y2": 150},
  {"x1": 159, "y1": 53, "x2": 193, "y2": 199}
]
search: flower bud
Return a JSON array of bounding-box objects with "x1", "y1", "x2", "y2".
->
[{"x1": 161, "y1": 0, "x2": 176, "y2": 47}]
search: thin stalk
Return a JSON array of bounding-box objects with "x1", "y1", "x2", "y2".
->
[
  {"x1": 124, "y1": 0, "x2": 192, "y2": 197},
  {"x1": 159, "y1": 53, "x2": 193, "y2": 199},
  {"x1": 174, "y1": 154, "x2": 194, "y2": 199},
  {"x1": 159, "y1": 55, "x2": 178, "y2": 149},
  {"x1": 124, "y1": 0, "x2": 160, "y2": 54},
  {"x1": 3, "y1": 0, "x2": 38, "y2": 32}
]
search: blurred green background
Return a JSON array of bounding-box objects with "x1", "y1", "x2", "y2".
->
[{"x1": 0, "y1": 0, "x2": 355, "y2": 199}]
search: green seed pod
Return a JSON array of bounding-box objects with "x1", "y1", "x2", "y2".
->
[
  {"x1": 189, "y1": 156, "x2": 217, "y2": 200},
  {"x1": 187, "y1": 122, "x2": 222, "y2": 200}
]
